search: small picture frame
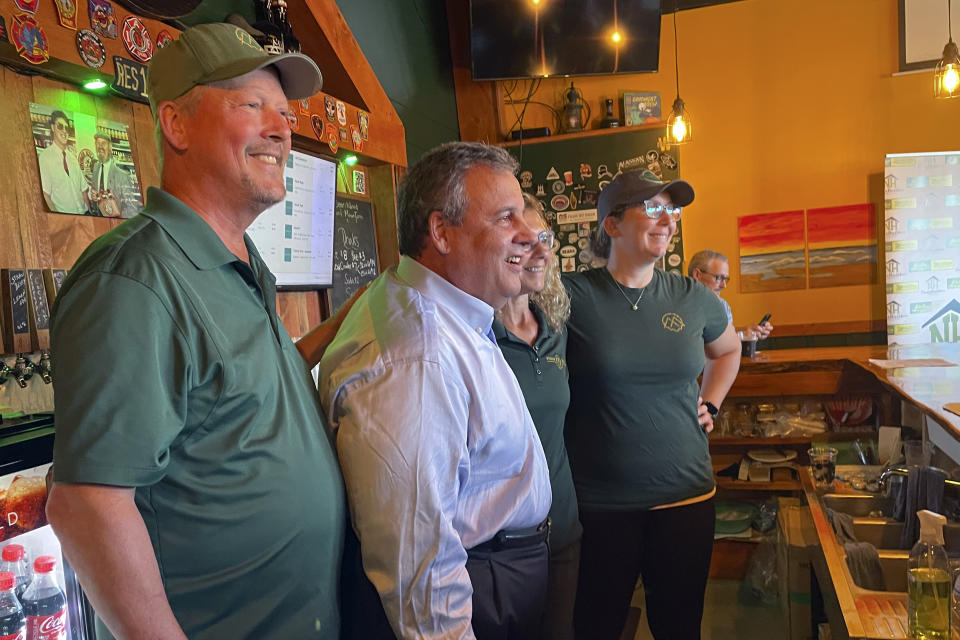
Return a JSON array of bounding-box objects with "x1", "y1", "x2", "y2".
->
[{"x1": 622, "y1": 92, "x2": 661, "y2": 126}]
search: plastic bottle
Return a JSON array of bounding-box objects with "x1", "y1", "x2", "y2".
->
[
  {"x1": 0, "y1": 570, "x2": 26, "y2": 640},
  {"x1": 909, "y1": 510, "x2": 951, "y2": 640},
  {"x1": 0, "y1": 546, "x2": 30, "y2": 599},
  {"x1": 20, "y1": 557, "x2": 65, "y2": 640}
]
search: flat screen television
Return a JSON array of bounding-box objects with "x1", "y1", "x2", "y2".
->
[
  {"x1": 470, "y1": 0, "x2": 662, "y2": 80},
  {"x1": 246, "y1": 150, "x2": 337, "y2": 289}
]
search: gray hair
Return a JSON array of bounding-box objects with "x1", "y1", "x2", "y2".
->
[
  {"x1": 687, "y1": 249, "x2": 728, "y2": 276},
  {"x1": 398, "y1": 141, "x2": 519, "y2": 257}
]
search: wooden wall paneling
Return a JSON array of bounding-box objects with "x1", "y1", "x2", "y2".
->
[
  {"x1": 292, "y1": 0, "x2": 407, "y2": 168},
  {"x1": 445, "y1": 0, "x2": 502, "y2": 143},
  {"x1": 367, "y1": 163, "x2": 399, "y2": 270},
  {"x1": 0, "y1": 69, "x2": 27, "y2": 273}
]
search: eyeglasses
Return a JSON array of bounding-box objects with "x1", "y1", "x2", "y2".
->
[
  {"x1": 536, "y1": 229, "x2": 555, "y2": 249},
  {"x1": 701, "y1": 271, "x2": 730, "y2": 284},
  {"x1": 642, "y1": 200, "x2": 683, "y2": 221},
  {"x1": 52, "y1": 121, "x2": 69, "y2": 131}
]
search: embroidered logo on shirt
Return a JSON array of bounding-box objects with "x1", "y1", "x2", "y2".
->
[
  {"x1": 661, "y1": 312, "x2": 685, "y2": 333},
  {"x1": 546, "y1": 355, "x2": 565, "y2": 371}
]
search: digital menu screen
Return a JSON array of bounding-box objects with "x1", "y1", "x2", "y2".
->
[{"x1": 246, "y1": 150, "x2": 337, "y2": 288}]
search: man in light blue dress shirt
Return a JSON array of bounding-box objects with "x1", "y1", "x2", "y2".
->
[{"x1": 320, "y1": 141, "x2": 552, "y2": 640}]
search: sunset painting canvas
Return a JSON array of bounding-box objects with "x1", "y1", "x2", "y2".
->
[
  {"x1": 806, "y1": 204, "x2": 877, "y2": 288},
  {"x1": 738, "y1": 210, "x2": 806, "y2": 293}
]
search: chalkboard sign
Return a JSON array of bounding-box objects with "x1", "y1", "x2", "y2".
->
[
  {"x1": 331, "y1": 196, "x2": 379, "y2": 310},
  {"x1": 27, "y1": 270, "x2": 50, "y2": 331},
  {"x1": 1, "y1": 269, "x2": 31, "y2": 354},
  {"x1": 7, "y1": 271, "x2": 28, "y2": 335}
]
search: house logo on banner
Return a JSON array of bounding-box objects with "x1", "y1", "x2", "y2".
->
[
  {"x1": 884, "y1": 151, "x2": 960, "y2": 345},
  {"x1": 921, "y1": 299, "x2": 960, "y2": 343}
]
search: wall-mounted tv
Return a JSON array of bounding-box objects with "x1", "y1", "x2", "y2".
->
[
  {"x1": 470, "y1": 0, "x2": 662, "y2": 81},
  {"x1": 246, "y1": 150, "x2": 337, "y2": 289}
]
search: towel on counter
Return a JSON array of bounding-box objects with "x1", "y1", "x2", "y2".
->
[
  {"x1": 825, "y1": 508, "x2": 886, "y2": 591},
  {"x1": 893, "y1": 466, "x2": 947, "y2": 548}
]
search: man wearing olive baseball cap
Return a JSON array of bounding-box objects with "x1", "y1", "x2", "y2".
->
[{"x1": 48, "y1": 22, "x2": 347, "y2": 640}]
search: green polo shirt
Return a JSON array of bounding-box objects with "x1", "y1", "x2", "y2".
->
[
  {"x1": 563, "y1": 268, "x2": 728, "y2": 510},
  {"x1": 494, "y1": 306, "x2": 582, "y2": 551},
  {"x1": 51, "y1": 187, "x2": 345, "y2": 639}
]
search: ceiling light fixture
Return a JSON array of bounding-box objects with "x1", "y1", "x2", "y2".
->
[
  {"x1": 666, "y1": 1, "x2": 692, "y2": 144},
  {"x1": 935, "y1": 0, "x2": 960, "y2": 98}
]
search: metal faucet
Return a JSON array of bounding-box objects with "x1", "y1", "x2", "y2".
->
[
  {"x1": 879, "y1": 466, "x2": 960, "y2": 493},
  {"x1": 36, "y1": 351, "x2": 52, "y2": 384},
  {"x1": 11, "y1": 355, "x2": 34, "y2": 388}
]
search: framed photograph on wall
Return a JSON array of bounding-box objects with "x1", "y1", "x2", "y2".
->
[{"x1": 622, "y1": 91, "x2": 661, "y2": 126}]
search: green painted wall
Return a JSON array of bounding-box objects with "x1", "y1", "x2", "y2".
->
[{"x1": 335, "y1": 0, "x2": 460, "y2": 163}]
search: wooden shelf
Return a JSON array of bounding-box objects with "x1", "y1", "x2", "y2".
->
[
  {"x1": 710, "y1": 436, "x2": 814, "y2": 446},
  {"x1": 716, "y1": 478, "x2": 802, "y2": 491},
  {"x1": 499, "y1": 121, "x2": 667, "y2": 148}
]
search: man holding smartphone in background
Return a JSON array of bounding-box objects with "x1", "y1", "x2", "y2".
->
[{"x1": 688, "y1": 249, "x2": 774, "y2": 339}]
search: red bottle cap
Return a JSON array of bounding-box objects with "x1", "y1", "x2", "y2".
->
[
  {"x1": 1, "y1": 544, "x2": 24, "y2": 562},
  {"x1": 0, "y1": 571, "x2": 14, "y2": 591},
  {"x1": 33, "y1": 556, "x2": 56, "y2": 574}
]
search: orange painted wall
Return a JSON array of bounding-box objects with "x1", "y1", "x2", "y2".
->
[{"x1": 482, "y1": 0, "x2": 960, "y2": 327}]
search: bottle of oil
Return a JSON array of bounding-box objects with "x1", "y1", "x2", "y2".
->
[{"x1": 909, "y1": 509, "x2": 951, "y2": 640}]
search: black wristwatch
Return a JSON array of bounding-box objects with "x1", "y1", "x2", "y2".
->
[{"x1": 702, "y1": 401, "x2": 720, "y2": 418}]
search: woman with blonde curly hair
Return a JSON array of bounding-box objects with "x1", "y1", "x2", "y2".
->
[{"x1": 494, "y1": 192, "x2": 579, "y2": 640}]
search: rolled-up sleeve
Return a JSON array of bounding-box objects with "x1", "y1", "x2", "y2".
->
[{"x1": 331, "y1": 359, "x2": 475, "y2": 640}]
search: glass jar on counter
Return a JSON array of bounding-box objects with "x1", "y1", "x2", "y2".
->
[
  {"x1": 729, "y1": 403, "x2": 757, "y2": 436},
  {"x1": 756, "y1": 403, "x2": 778, "y2": 435}
]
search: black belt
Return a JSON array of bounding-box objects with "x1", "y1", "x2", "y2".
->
[{"x1": 470, "y1": 517, "x2": 550, "y2": 552}]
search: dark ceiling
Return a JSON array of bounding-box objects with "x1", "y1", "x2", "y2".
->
[{"x1": 173, "y1": 0, "x2": 745, "y2": 28}]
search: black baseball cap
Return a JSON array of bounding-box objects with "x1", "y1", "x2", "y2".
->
[{"x1": 597, "y1": 169, "x2": 695, "y2": 223}]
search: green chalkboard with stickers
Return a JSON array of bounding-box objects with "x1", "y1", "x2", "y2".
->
[{"x1": 504, "y1": 125, "x2": 684, "y2": 275}]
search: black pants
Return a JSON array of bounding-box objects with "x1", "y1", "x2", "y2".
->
[
  {"x1": 539, "y1": 540, "x2": 580, "y2": 640},
  {"x1": 466, "y1": 541, "x2": 549, "y2": 639},
  {"x1": 573, "y1": 497, "x2": 715, "y2": 640},
  {"x1": 340, "y1": 527, "x2": 549, "y2": 640}
]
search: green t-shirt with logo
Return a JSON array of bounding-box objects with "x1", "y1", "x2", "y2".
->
[
  {"x1": 494, "y1": 305, "x2": 582, "y2": 552},
  {"x1": 563, "y1": 268, "x2": 728, "y2": 510},
  {"x1": 51, "y1": 188, "x2": 345, "y2": 639}
]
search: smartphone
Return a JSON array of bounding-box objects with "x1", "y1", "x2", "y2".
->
[{"x1": 759, "y1": 313, "x2": 772, "y2": 325}]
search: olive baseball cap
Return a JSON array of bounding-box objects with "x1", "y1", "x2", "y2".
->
[
  {"x1": 597, "y1": 169, "x2": 695, "y2": 223},
  {"x1": 147, "y1": 22, "x2": 322, "y2": 115}
]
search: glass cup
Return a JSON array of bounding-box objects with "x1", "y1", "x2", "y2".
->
[
  {"x1": 903, "y1": 440, "x2": 933, "y2": 467},
  {"x1": 808, "y1": 447, "x2": 838, "y2": 489}
]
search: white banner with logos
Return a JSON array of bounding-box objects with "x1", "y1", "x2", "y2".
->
[{"x1": 884, "y1": 151, "x2": 960, "y2": 345}]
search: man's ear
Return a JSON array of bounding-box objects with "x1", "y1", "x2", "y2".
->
[
  {"x1": 603, "y1": 214, "x2": 620, "y2": 238},
  {"x1": 157, "y1": 101, "x2": 190, "y2": 154},
  {"x1": 427, "y1": 210, "x2": 452, "y2": 255}
]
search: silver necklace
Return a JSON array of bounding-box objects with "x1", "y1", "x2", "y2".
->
[{"x1": 608, "y1": 270, "x2": 646, "y2": 310}]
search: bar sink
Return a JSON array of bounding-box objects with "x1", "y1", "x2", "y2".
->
[{"x1": 821, "y1": 493, "x2": 891, "y2": 518}]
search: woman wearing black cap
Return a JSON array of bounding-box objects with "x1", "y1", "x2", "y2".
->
[{"x1": 563, "y1": 170, "x2": 741, "y2": 639}]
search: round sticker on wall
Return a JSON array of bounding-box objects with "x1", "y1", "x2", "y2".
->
[
  {"x1": 551, "y1": 180, "x2": 565, "y2": 195},
  {"x1": 76, "y1": 29, "x2": 105, "y2": 68},
  {"x1": 550, "y1": 195, "x2": 569, "y2": 211},
  {"x1": 668, "y1": 254, "x2": 681, "y2": 267}
]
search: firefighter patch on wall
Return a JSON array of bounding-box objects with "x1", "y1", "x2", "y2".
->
[{"x1": 12, "y1": 14, "x2": 48, "y2": 65}]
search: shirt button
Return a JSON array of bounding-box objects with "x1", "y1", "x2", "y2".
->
[{"x1": 476, "y1": 328, "x2": 482, "y2": 334}]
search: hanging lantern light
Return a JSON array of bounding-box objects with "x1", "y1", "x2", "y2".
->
[{"x1": 936, "y1": 0, "x2": 960, "y2": 98}]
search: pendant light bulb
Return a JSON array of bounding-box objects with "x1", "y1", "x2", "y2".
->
[
  {"x1": 936, "y1": 41, "x2": 960, "y2": 98},
  {"x1": 936, "y1": 0, "x2": 960, "y2": 98},
  {"x1": 666, "y1": 2, "x2": 692, "y2": 144},
  {"x1": 667, "y1": 97, "x2": 692, "y2": 144}
]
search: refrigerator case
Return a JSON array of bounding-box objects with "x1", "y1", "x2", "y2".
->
[{"x1": 0, "y1": 414, "x2": 97, "y2": 639}]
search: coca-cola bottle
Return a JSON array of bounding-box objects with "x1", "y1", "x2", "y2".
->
[
  {"x1": 20, "y1": 557, "x2": 64, "y2": 640},
  {"x1": 0, "y1": 570, "x2": 25, "y2": 640},
  {"x1": 0, "y1": 546, "x2": 30, "y2": 599}
]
